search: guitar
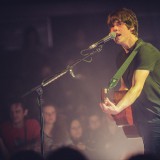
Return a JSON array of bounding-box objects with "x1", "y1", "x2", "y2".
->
[{"x1": 101, "y1": 88, "x2": 140, "y2": 138}]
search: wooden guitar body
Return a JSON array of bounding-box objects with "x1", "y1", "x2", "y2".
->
[{"x1": 113, "y1": 90, "x2": 133, "y2": 126}]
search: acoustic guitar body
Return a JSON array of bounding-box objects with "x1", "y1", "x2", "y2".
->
[
  {"x1": 101, "y1": 89, "x2": 140, "y2": 138},
  {"x1": 113, "y1": 90, "x2": 133, "y2": 126}
]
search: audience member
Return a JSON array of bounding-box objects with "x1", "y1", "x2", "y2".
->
[
  {"x1": 0, "y1": 98, "x2": 40, "y2": 158},
  {"x1": 68, "y1": 117, "x2": 94, "y2": 159},
  {"x1": 87, "y1": 111, "x2": 108, "y2": 160},
  {"x1": 35, "y1": 103, "x2": 71, "y2": 156}
]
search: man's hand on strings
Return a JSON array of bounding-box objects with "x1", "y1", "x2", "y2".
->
[{"x1": 100, "y1": 98, "x2": 120, "y2": 115}]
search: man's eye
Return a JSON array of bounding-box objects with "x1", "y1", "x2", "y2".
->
[{"x1": 117, "y1": 22, "x2": 122, "y2": 26}]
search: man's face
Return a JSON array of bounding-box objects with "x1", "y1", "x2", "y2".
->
[
  {"x1": 10, "y1": 103, "x2": 27, "y2": 125},
  {"x1": 43, "y1": 105, "x2": 57, "y2": 125},
  {"x1": 110, "y1": 20, "x2": 134, "y2": 45}
]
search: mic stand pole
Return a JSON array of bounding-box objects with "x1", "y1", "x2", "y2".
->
[
  {"x1": 22, "y1": 70, "x2": 68, "y2": 158},
  {"x1": 36, "y1": 87, "x2": 44, "y2": 157},
  {"x1": 21, "y1": 45, "x2": 103, "y2": 157}
]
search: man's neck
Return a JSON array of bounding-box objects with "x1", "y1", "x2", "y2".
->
[
  {"x1": 13, "y1": 121, "x2": 24, "y2": 128},
  {"x1": 122, "y1": 36, "x2": 138, "y2": 53}
]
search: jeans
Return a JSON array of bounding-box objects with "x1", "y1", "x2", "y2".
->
[{"x1": 137, "y1": 119, "x2": 160, "y2": 157}]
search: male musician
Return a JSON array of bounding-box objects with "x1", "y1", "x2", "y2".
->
[{"x1": 100, "y1": 8, "x2": 160, "y2": 157}]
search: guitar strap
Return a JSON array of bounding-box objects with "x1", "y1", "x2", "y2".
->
[{"x1": 107, "y1": 40, "x2": 144, "y2": 91}]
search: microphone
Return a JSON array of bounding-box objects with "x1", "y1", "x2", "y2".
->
[{"x1": 89, "y1": 32, "x2": 116, "y2": 49}]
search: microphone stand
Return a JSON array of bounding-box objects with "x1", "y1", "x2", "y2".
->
[{"x1": 21, "y1": 45, "x2": 103, "y2": 157}]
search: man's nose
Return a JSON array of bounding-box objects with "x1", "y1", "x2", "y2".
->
[{"x1": 111, "y1": 26, "x2": 118, "y2": 32}]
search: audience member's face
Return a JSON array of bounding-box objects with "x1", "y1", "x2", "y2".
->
[
  {"x1": 89, "y1": 115, "x2": 101, "y2": 130},
  {"x1": 10, "y1": 103, "x2": 27, "y2": 125},
  {"x1": 70, "y1": 120, "x2": 83, "y2": 140},
  {"x1": 43, "y1": 105, "x2": 57, "y2": 125}
]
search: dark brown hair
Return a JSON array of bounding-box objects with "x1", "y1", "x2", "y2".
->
[{"x1": 107, "y1": 8, "x2": 138, "y2": 37}]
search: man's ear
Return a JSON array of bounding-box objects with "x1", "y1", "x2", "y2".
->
[
  {"x1": 24, "y1": 109, "x2": 28, "y2": 116},
  {"x1": 130, "y1": 27, "x2": 135, "y2": 33}
]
